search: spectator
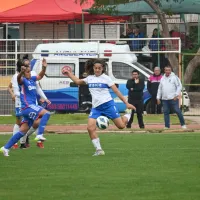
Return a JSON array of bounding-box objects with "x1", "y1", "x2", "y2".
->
[
  {"x1": 79, "y1": 72, "x2": 91, "y2": 112},
  {"x1": 120, "y1": 28, "x2": 133, "y2": 50},
  {"x1": 157, "y1": 65, "x2": 187, "y2": 129},
  {"x1": 147, "y1": 67, "x2": 162, "y2": 114},
  {"x1": 128, "y1": 25, "x2": 145, "y2": 51},
  {"x1": 149, "y1": 28, "x2": 167, "y2": 71},
  {"x1": 126, "y1": 70, "x2": 145, "y2": 129}
]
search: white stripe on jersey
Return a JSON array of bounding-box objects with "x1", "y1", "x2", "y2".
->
[{"x1": 83, "y1": 73, "x2": 114, "y2": 108}]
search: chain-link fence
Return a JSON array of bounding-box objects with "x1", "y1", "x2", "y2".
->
[{"x1": 181, "y1": 53, "x2": 200, "y2": 116}]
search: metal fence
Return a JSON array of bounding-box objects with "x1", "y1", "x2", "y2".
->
[
  {"x1": 0, "y1": 38, "x2": 181, "y2": 115},
  {"x1": 181, "y1": 53, "x2": 200, "y2": 116}
]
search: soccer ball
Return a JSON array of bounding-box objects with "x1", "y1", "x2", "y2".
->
[{"x1": 96, "y1": 116, "x2": 109, "y2": 130}]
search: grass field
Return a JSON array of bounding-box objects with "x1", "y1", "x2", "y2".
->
[
  {"x1": 0, "y1": 114, "x2": 191, "y2": 125},
  {"x1": 0, "y1": 133, "x2": 200, "y2": 200}
]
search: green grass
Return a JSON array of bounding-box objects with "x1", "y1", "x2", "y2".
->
[
  {"x1": 0, "y1": 133, "x2": 200, "y2": 200},
  {"x1": 0, "y1": 114, "x2": 191, "y2": 125}
]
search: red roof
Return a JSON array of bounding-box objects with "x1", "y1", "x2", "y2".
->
[{"x1": 0, "y1": 0, "x2": 127, "y2": 23}]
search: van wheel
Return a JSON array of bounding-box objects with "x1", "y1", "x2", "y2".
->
[{"x1": 145, "y1": 101, "x2": 152, "y2": 114}]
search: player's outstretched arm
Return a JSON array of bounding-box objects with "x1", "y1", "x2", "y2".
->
[
  {"x1": 111, "y1": 85, "x2": 136, "y2": 110},
  {"x1": 63, "y1": 70, "x2": 85, "y2": 85},
  {"x1": 17, "y1": 66, "x2": 26, "y2": 85},
  {"x1": 8, "y1": 82, "x2": 15, "y2": 102},
  {"x1": 36, "y1": 82, "x2": 51, "y2": 105},
  {"x1": 37, "y1": 58, "x2": 47, "y2": 81}
]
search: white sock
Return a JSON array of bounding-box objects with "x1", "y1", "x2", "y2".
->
[
  {"x1": 20, "y1": 134, "x2": 27, "y2": 144},
  {"x1": 92, "y1": 138, "x2": 102, "y2": 150},
  {"x1": 124, "y1": 114, "x2": 131, "y2": 122},
  {"x1": 13, "y1": 124, "x2": 20, "y2": 135},
  {"x1": 27, "y1": 127, "x2": 36, "y2": 137}
]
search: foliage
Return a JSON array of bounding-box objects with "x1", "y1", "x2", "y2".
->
[
  {"x1": 79, "y1": 0, "x2": 185, "y2": 12},
  {"x1": 182, "y1": 26, "x2": 200, "y2": 87}
]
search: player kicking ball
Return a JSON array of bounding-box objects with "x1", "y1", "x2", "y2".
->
[
  {"x1": 63, "y1": 59, "x2": 136, "y2": 156},
  {"x1": 0, "y1": 59, "x2": 50, "y2": 156}
]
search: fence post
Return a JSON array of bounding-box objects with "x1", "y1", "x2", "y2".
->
[
  {"x1": 15, "y1": 40, "x2": 18, "y2": 67},
  {"x1": 179, "y1": 53, "x2": 182, "y2": 109},
  {"x1": 181, "y1": 54, "x2": 184, "y2": 113},
  {"x1": 97, "y1": 40, "x2": 100, "y2": 58}
]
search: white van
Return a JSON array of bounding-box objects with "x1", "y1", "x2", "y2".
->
[{"x1": 31, "y1": 42, "x2": 190, "y2": 113}]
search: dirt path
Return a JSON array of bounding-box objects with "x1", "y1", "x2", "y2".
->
[
  {"x1": 184, "y1": 116, "x2": 200, "y2": 124},
  {"x1": 0, "y1": 123, "x2": 199, "y2": 134}
]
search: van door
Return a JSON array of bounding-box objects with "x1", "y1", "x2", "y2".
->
[{"x1": 39, "y1": 58, "x2": 79, "y2": 112}]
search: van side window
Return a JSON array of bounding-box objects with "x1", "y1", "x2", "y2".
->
[
  {"x1": 46, "y1": 63, "x2": 75, "y2": 78},
  {"x1": 112, "y1": 62, "x2": 146, "y2": 80}
]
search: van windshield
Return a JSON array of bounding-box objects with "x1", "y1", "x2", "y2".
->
[
  {"x1": 133, "y1": 62, "x2": 153, "y2": 75},
  {"x1": 112, "y1": 62, "x2": 147, "y2": 80}
]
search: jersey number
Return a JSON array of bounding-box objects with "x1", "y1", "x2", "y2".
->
[{"x1": 29, "y1": 112, "x2": 37, "y2": 120}]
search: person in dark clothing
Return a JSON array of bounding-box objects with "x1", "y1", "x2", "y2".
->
[
  {"x1": 149, "y1": 28, "x2": 167, "y2": 71},
  {"x1": 147, "y1": 67, "x2": 163, "y2": 114},
  {"x1": 128, "y1": 25, "x2": 145, "y2": 51},
  {"x1": 120, "y1": 28, "x2": 133, "y2": 50},
  {"x1": 79, "y1": 72, "x2": 92, "y2": 112},
  {"x1": 126, "y1": 70, "x2": 145, "y2": 129}
]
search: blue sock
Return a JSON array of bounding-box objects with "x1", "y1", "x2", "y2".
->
[
  {"x1": 38, "y1": 113, "x2": 50, "y2": 135},
  {"x1": 4, "y1": 131, "x2": 24, "y2": 149}
]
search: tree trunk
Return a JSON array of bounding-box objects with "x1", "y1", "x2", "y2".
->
[
  {"x1": 184, "y1": 48, "x2": 200, "y2": 85},
  {"x1": 144, "y1": 0, "x2": 179, "y2": 74}
]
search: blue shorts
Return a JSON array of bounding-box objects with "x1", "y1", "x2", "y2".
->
[
  {"x1": 21, "y1": 105, "x2": 43, "y2": 128},
  {"x1": 89, "y1": 100, "x2": 120, "y2": 120},
  {"x1": 15, "y1": 107, "x2": 22, "y2": 119}
]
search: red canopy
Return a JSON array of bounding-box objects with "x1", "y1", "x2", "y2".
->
[{"x1": 0, "y1": 0, "x2": 127, "y2": 23}]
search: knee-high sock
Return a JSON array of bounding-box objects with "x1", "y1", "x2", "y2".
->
[
  {"x1": 4, "y1": 131, "x2": 25, "y2": 149},
  {"x1": 37, "y1": 113, "x2": 50, "y2": 135},
  {"x1": 20, "y1": 134, "x2": 27, "y2": 144},
  {"x1": 13, "y1": 124, "x2": 20, "y2": 135},
  {"x1": 27, "y1": 127, "x2": 36, "y2": 137}
]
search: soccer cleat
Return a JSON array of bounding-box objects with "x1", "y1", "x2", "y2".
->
[
  {"x1": 0, "y1": 147, "x2": 9, "y2": 157},
  {"x1": 26, "y1": 137, "x2": 30, "y2": 148},
  {"x1": 20, "y1": 144, "x2": 27, "y2": 149},
  {"x1": 182, "y1": 125, "x2": 187, "y2": 129},
  {"x1": 26, "y1": 143, "x2": 30, "y2": 148},
  {"x1": 37, "y1": 141, "x2": 44, "y2": 149},
  {"x1": 126, "y1": 124, "x2": 131, "y2": 128},
  {"x1": 93, "y1": 149, "x2": 105, "y2": 156},
  {"x1": 164, "y1": 127, "x2": 169, "y2": 129},
  {"x1": 12, "y1": 143, "x2": 18, "y2": 149},
  {"x1": 34, "y1": 135, "x2": 46, "y2": 142}
]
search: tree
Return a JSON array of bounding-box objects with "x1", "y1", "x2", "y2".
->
[
  {"x1": 80, "y1": 0, "x2": 200, "y2": 86},
  {"x1": 80, "y1": 0, "x2": 181, "y2": 74}
]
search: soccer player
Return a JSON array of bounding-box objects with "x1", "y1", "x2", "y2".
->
[
  {"x1": 8, "y1": 59, "x2": 50, "y2": 149},
  {"x1": 0, "y1": 58, "x2": 51, "y2": 156},
  {"x1": 63, "y1": 59, "x2": 136, "y2": 156}
]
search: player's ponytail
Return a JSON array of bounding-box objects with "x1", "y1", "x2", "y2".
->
[
  {"x1": 16, "y1": 59, "x2": 23, "y2": 73},
  {"x1": 85, "y1": 58, "x2": 96, "y2": 75}
]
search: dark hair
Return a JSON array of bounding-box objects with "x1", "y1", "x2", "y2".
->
[
  {"x1": 85, "y1": 59, "x2": 106, "y2": 75},
  {"x1": 132, "y1": 70, "x2": 139, "y2": 74},
  {"x1": 164, "y1": 64, "x2": 172, "y2": 69},
  {"x1": 16, "y1": 58, "x2": 30, "y2": 72},
  {"x1": 153, "y1": 28, "x2": 158, "y2": 32},
  {"x1": 135, "y1": 25, "x2": 140, "y2": 29},
  {"x1": 16, "y1": 59, "x2": 23, "y2": 73},
  {"x1": 22, "y1": 54, "x2": 29, "y2": 60}
]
